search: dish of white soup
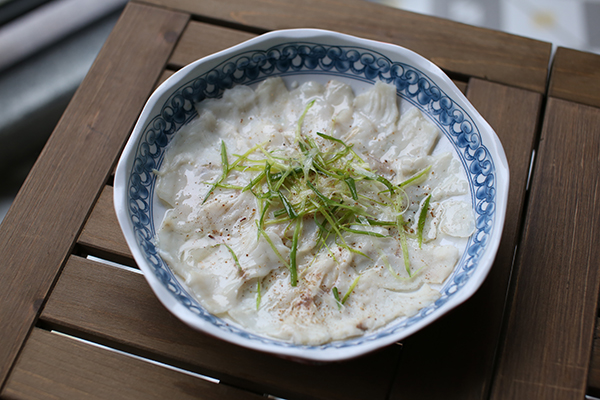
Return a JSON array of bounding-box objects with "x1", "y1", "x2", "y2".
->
[{"x1": 154, "y1": 77, "x2": 474, "y2": 345}]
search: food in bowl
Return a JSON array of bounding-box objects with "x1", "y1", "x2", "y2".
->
[{"x1": 154, "y1": 76, "x2": 474, "y2": 345}]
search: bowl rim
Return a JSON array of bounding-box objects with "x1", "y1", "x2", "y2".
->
[{"x1": 114, "y1": 28, "x2": 509, "y2": 362}]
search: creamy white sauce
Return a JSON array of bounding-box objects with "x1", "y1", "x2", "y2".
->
[{"x1": 155, "y1": 77, "x2": 474, "y2": 345}]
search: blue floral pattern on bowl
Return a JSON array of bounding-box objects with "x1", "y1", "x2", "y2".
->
[{"x1": 123, "y1": 36, "x2": 499, "y2": 355}]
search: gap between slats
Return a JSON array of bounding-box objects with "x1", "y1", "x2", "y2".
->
[
  {"x1": 142, "y1": 0, "x2": 551, "y2": 93},
  {"x1": 589, "y1": 320, "x2": 600, "y2": 397},
  {"x1": 489, "y1": 98, "x2": 600, "y2": 400},
  {"x1": 39, "y1": 254, "x2": 402, "y2": 400},
  {"x1": 35, "y1": 256, "x2": 285, "y2": 400},
  {"x1": 50, "y1": 330, "x2": 220, "y2": 385},
  {"x1": 2, "y1": 328, "x2": 270, "y2": 400},
  {"x1": 164, "y1": 20, "x2": 470, "y2": 91}
]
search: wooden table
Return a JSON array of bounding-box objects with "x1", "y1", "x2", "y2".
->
[{"x1": 1, "y1": 1, "x2": 599, "y2": 399}]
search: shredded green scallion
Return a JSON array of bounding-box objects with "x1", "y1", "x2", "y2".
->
[
  {"x1": 212, "y1": 243, "x2": 242, "y2": 273},
  {"x1": 400, "y1": 165, "x2": 431, "y2": 188},
  {"x1": 256, "y1": 280, "x2": 261, "y2": 310},
  {"x1": 200, "y1": 100, "x2": 433, "y2": 286},
  {"x1": 202, "y1": 140, "x2": 230, "y2": 204},
  {"x1": 341, "y1": 276, "x2": 360, "y2": 304},
  {"x1": 332, "y1": 275, "x2": 360, "y2": 309},
  {"x1": 396, "y1": 214, "x2": 412, "y2": 277},
  {"x1": 417, "y1": 194, "x2": 432, "y2": 249},
  {"x1": 289, "y1": 218, "x2": 302, "y2": 286},
  {"x1": 332, "y1": 287, "x2": 342, "y2": 309}
]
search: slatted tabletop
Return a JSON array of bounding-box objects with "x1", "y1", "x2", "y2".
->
[{"x1": 0, "y1": 1, "x2": 598, "y2": 399}]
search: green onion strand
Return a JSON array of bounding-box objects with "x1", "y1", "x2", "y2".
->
[
  {"x1": 344, "y1": 177, "x2": 358, "y2": 200},
  {"x1": 278, "y1": 191, "x2": 298, "y2": 219},
  {"x1": 289, "y1": 218, "x2": 302, "y2": 286},
  {"x1": 400, "y1": 165, "x2": 432, "y2": 188},
  {"x1": 256, "y1": 280, "x2": 261, "y2": 310},
  {"x1": 341, "y1": 276, "x2": 360, "y2": 304},
  {"x1": 213, "y1": 243, "x2": 242, "y2": 272},
  {"x1": 417, "y1": 194, "x2": 432, "y2": 249},
  {"x1": 202, "y1": 100, "x2": 434, "y2": 286},
  {"x1": 332, "y1": 287, "x2": 342, "y2": 309}
]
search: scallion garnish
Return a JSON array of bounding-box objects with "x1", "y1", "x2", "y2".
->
[
  {"x1": 332, "y1": 275, "x2": 360, "y2": 309},
  {"x1": 256, "y1": 280, "x2": 261, "y2": 310},
  {"x1": 243, "y1": 170, "x2": 265, "y2": 192},
  {"x1": 341, "y1": 276, "x2": 360, "y2": 304},
  {"x1": 333, "y1": 286, "x2": 342, "y2": 309},
  {"x1": 400, "y1": 165, "x2": 431, "y2": 188},
  {"x1": 201, "y1": 100, "x2": 433, "y2": 286},
  {"x1": 289, "y1": 218, "x2": 302, "y2": 286},
  {"x1": 396, "y1": 214, "x2": 412, "y2": 277},
  {"x1": 376, "y1": 176, "x2": 395, "y2": 194},
  {"x1": 278, "y1": 191, "x2": 298, "y2": 219},
  {"x1": 344, "y1": 177, "x2": 358, "y2": 200},
  {"x1": 202, "y1": 140, "x2": 230, "y2": 204},
  {"x1": 417, "y1": 194, "x2": 432, "y2": 249},
  {"x1": 213, "y1": 243, "x2": 242, "y2": 273}
]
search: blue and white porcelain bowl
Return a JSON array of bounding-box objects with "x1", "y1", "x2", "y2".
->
[{"x1": 114, "y1": 29, "x2": 509, "y2": 362}]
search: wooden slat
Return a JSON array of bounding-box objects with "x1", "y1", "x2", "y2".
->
[
  {"x1": 169, "y1": 21, "x2": 470, "y2": 93},
  {"x1": 2, "y1": 328, "x2": 263, "y2": 400},
  {"x1": 549, "y1": 47, "x2": 600, "y2": 109},
  {"x1": 454, "y1": 80, "x2": 468, "y2": 94},
  {"x1": 169, "y1": 20, "x2": 256, "y2": 68},
  {"x1": 388, "y1": 78, "x2": 542, "y2": 399},
  {"x1": 39, "y1": 255, "x2": 402, "y2": 400},
  {"x1": 589, "y1": 319, "x2": 600, "y2": 395},
  {"x1": 0, "y1": 3, "x2": 189, "y2": 387},
  {"x1": 143, "y1": 0, "x2": 551, "y2": 93},
  {"x1": 157, "y1": 69, "x2": 175, "y2": 87},
  {"x1": 490, "y1": 98, "x2": 600, "y2": 399},
  {"x1": 78, "y1": 185, "x2": 134, "y2": 265}
]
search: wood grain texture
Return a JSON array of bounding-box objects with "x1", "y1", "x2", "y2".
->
[
  {"x1": 2, "y1": 328, "x2": 263, "y2": 400},
  {"x1": 454, "y1": 80, "x2": 468, "y2": 94},
  {"x1": 388, "y1": 79, "x2": 542, "y2": 400},
  {"x1": 78, "y1": 185, "x2": 134, "y2": 265},
  {"x1": 169, "y1": 20, "x2": 256, "y2": 68},
  {"x1": 0, "y1": 3, "x2": 189, "y2": 388},
  {"x1": 490, "y1": 98, "x2": 600, "y2": 400},
  {"x1": 157, "y1": 69, "x2": 175, "y2": 87},
  {"x1": 39, "y1": 255, "x2": 402, "y2": 400},
  {"x1": 142, "y1": 0, "x2": 551, "y2": 93},
  {"x1": 589, "y1": 319, "x2": 600, "y2": 395},
  {"x1": 549, "y1": 47, "x2": 600, "y2": 109},
  {"x1": 168, "y1": 20, "x2": 470, "y2": 92}
]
